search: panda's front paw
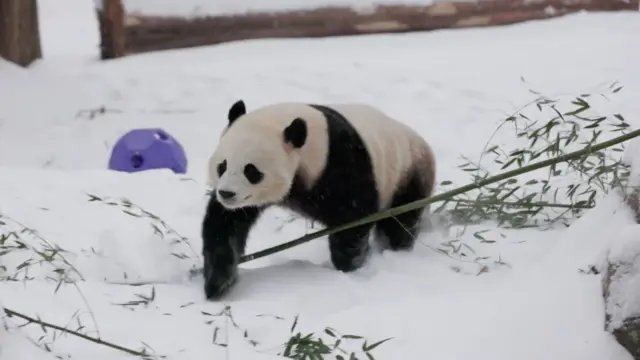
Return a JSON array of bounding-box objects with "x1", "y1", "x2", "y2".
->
[
  {"x1": 203, "y1": 249, "x2": 239, "y2": 300},
  {"x1": 204, "y1": 271, "x2": 238, "y2": 299}
]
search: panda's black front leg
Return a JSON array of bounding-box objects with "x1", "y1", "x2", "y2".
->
[
  {"x1": 328, "y1": 224, "x2": 372, "y2": 272},
  {"x1": 201, "y1": 194, "x2": 263, "y2": 299}
]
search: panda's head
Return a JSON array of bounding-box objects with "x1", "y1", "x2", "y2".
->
[{"x1": 208, "y1": 100, "x2": 308, "y2": 209}]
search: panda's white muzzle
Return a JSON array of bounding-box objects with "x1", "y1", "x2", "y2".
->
[{"x1": 216, "y1": 189, "x2": 252, "y2": 209}]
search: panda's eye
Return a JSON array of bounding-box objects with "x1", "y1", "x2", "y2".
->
[
  {"x1": 244, "y1": 163, "x2": 263, "y2": 184},
  {"x1": 217, "y1": 160, "x2": 226, "y2": 177}
]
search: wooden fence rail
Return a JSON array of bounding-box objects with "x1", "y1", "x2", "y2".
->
[{"x1": 96, "y1": 0, "x2": 638, "y2": 60}]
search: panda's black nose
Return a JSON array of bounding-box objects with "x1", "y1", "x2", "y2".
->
[{"x1": 218, "y1": 190, "x2": 236, "y2": 200}]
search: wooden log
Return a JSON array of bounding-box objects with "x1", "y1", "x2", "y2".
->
[
  {"x1": 97, "y1": 0, "x2": 639, "y2": 58},
  {"x1": 0, "y1": 0, "x2": 42, "y2": 67},
  {"x1": 96, "y1": 0, "x2": 126, "y2": 59}
]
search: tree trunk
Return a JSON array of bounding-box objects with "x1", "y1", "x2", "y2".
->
[{"x1": 0, "y1": 0, "x2": 42, "y2": 67}]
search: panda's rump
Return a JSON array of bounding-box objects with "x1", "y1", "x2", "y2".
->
[{"x1": 328, "y1": 104, "x2": 434, "y2": 210}]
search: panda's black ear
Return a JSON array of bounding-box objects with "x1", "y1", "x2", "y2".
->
[
  {"x1": 228, "y1": 100, "x2": 246, "y2": 125},
  {"x1": 283, "y1": 118, "x2": 307, "y2": 149}
]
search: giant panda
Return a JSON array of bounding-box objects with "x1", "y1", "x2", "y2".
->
[{"x1": 201, "y1": 99, "x2": 436, "y2": 299}]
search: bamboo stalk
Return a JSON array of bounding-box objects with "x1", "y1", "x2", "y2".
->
[
  {"x1": 238, "y1": 128, "x2": 640, "y2": 263},
  {"x1": 3, "y1": 307, "x2": 148, "y2": 357}
]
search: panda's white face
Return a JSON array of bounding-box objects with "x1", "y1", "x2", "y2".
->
[{"x1": 208, "y1": 133, "x2": 298, "y2": 210}]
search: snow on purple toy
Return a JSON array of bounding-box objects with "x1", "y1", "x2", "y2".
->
[{"x1": 108, "y1": 128, "x2": 188, "y2": 174}]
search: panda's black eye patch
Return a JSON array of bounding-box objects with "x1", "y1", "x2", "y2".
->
[
  {"x1": 244, "y1": 163, "x2": 263, "y2": 184},
  {"x1": 217, "y1": 160, "x2": 227, "y2": 177}
]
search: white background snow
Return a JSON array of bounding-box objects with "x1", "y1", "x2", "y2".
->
[{"x1": 1, "y1": 0, "x2": 640, "y2": 359}]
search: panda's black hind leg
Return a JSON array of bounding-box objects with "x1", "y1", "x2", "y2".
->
[
  {"x1": 375, "y1": 171, "x2": 429, "y2": 251},
  {"x1": 375, "y1": 209, "x2": 424, "y2": 251},
  {"x1": 328, "y1": 224, "x2": 372, "y2": 272}
]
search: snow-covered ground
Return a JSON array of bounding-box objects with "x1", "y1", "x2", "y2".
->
[{"x1": 2, "y1": 0, "x2": 640, "y2": 359}]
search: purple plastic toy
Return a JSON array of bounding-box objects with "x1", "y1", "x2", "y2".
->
[{"x1": 108, "y1": 128, "x2": 188, "y2": 174}]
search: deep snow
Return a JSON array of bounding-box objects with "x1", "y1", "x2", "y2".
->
[{"x1": 1, "y1": 0, "x2": 640, "y2": 359}]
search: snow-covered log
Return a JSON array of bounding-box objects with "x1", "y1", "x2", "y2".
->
[
  {"x1": 603, "y1": 228, "x2": 640, "y2": 359},
  {"x1": 603, "y1": 138, "x2": 640, "y2": 359}
]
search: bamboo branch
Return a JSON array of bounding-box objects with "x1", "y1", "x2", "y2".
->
[
  {"x1": 3, "y1": 307, "x2": 150, "y2": 358},
  {"x1": 238, "y1": 128, "x2": 640, "y2": 263}
]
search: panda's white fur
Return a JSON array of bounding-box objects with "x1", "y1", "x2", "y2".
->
[{"x1": 207, "y1": 102, "x2": 435, "y2": 211}]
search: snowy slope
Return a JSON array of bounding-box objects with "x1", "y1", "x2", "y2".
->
[{"x1": 1, "y1": 0, "x2": 640, "y2": 359}]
